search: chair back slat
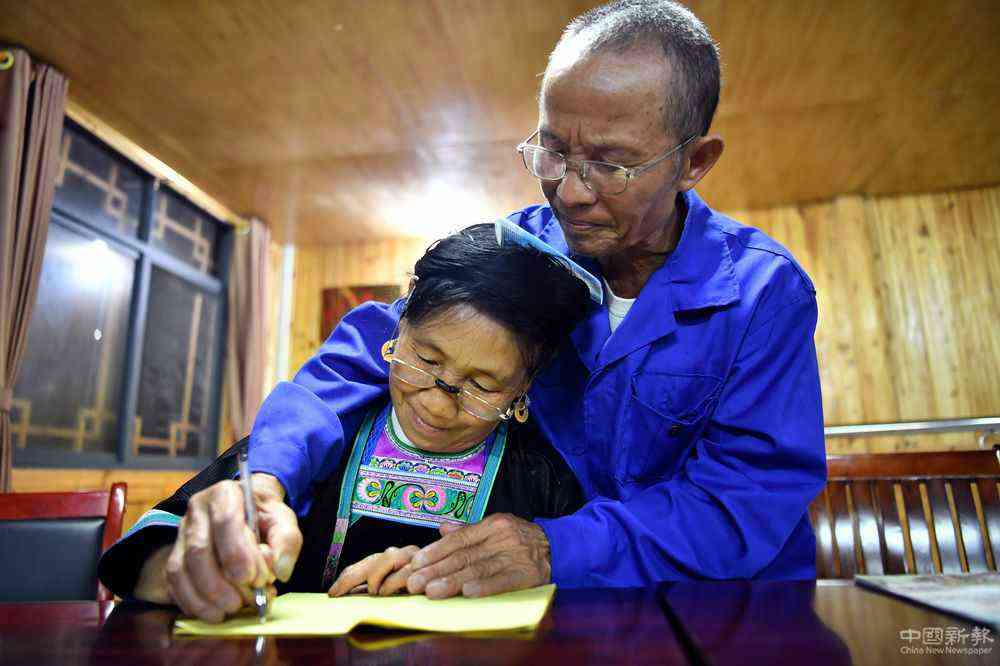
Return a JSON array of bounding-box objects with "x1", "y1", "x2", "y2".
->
[
  {"x1": 874, "y1": 480, "x2": 907, "y2": 574},
  {"x1": 900, "y1": 482, "x2": 935, "y2": 574},
  {"x1": 850, "y1": 481, "x2": 883, "y2": 575},
  {"x1": 951, "y1": 479, "x2": 991, "y2": 573},
  {"x1": 809, "y1": 488, "x2": 835, "y2": 579},
  {"x1": 102, "y1": 483, "x2": 126, "y2": 554},
  {"x1": 978, "y1": 479, "x2": 1000, "y2": 570},
  {"x1": 0, "y1": 490, "x2": 111, "y2": 520},
  {"x1": 925, "y1": 479, "x2": 962, "y2": 573},
  {"x1": 811, "y1": 447, "x2": 1000, "y2": 579},
  {"x1": 828, "y1": 481, "x2": 856, "y2": 578}
]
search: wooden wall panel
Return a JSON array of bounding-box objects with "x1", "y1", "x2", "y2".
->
[
  {"x1": 10, "y1": 468, "x2": 194, "y2": 533},
  {"x1": 285, "y1": 186, "x2": 1000, "y2": 456},
  {"x1": 734, "y1": 186, "x2": 1000, "y2": 454},
  {"x1": 289, "y1": 238, "x2": 428, "y2": 373}
]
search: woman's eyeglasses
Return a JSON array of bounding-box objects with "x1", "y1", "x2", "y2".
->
[{"x1": 388, "y1": 355, "x2": 515, "y2": 422}]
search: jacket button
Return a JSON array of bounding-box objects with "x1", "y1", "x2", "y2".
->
[{"x1": 669, "y1": 425, "x2": 681, "y2": 437}]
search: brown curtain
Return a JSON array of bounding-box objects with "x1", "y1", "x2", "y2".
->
[
  {"x1": 0, "y1": 48, "x2": 68, "y2": 491},
  {"x1": 226, "y1": 218, "x2": 271, "y2": 441}
]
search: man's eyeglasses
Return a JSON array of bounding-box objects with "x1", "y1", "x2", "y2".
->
[
  {"x1": 388, "y1": 354, "x2": 515, "y2": 422},
  {"x1": 516, "y1": 129, "x2": 697, "y2": 196}
]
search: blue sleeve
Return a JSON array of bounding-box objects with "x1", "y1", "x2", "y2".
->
[
  {"x1": 248, "y1": 300, "x2": 399, "y2": 514},
  {"x1": 537, "y1": 295, "x2": 826, "y2": 585}
]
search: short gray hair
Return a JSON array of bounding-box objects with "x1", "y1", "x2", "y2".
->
[{"x1": 549, "y1": 0, "x2": 721, "y2": 139}]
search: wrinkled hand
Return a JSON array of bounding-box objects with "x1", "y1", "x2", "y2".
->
[
  {"x1": 327, "y1": 545, "x2": 419, "y2": 597},
  {"x1": 406, "y1": 514, "x2": 551, "y2": 599},
  {"x1": 158, "y1": 473, "x2": 302, "y2": 622}
]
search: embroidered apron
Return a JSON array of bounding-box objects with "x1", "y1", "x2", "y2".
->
[{"x1": 321, "y1": 405, "x2": 507, "y2": 588}]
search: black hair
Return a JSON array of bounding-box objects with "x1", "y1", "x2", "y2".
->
[
  {"x1": 551, "y1": 0, "x2": 720, "y2": 139},
  {"x1": 401, "y1": 223, "x2": 591, "y2": 374}
]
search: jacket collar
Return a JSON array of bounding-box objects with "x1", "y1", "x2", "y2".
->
[
  {"x1": 542, "y1": 189, "x2": 741, "y2": 371},
  {"x1": 663, "y1": 189, "x2": 741, "y2": 313}
]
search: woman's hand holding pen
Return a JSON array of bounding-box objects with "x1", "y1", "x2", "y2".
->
[{"x1": 158, "y1": 473, "x2": 302, "y2": 623}]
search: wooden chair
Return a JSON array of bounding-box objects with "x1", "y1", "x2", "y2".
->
[
  {"x1": 0, "y1": 483, "x2": 126, "y2": 601},
  {"x1": 809, "y1": 446, "x2": 999, "y2": 578}
]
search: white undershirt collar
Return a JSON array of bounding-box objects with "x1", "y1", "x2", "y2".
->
[{"x1": 603, "y1": 278, "x2": 636, "y2": 333}]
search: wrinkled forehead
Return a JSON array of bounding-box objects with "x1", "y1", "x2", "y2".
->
[
  {"x1": 539, "y1": 41, "x2": 673, "y2": 144},
  {"x1": 542, "y1": 35, "x2": 670, "y2": 103},
  {"x1": 400, "y1": 305, "x2": 528, "y2": 384}
]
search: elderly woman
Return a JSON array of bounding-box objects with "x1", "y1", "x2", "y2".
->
[{"x1": 98, "y1": 223, "x2": 596, "y2": 622}]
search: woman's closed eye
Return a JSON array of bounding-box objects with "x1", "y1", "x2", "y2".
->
[
  {"x1": 408, "y1": 344, "x2": 502, "y2": 393},
  {"x1": 415, "y1": 353, "x2": 439, "y2": 367},
  {"x1": 469, "y1": 379, "x2": 501, "y2": 394}
]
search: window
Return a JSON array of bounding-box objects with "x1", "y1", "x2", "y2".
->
[{"x1": 11, "y1": 119, "x2": 231, "y2": 469}]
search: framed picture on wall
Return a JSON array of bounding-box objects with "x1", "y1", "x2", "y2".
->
[{"x1": 321, "y1": 285, "x2": 402, "y2": 339}]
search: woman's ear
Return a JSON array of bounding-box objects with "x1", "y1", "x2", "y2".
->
[{"x1": 516, "y1": 368, "x2": 535, "y2": 396}]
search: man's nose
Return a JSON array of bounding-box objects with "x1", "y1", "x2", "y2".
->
[{"x1": 556, "y1": 164, "x2": 598, "y2": 207}]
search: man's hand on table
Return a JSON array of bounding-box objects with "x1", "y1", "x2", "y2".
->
[
  {"x1": 137, "y1": 473, "x2": 302, "y2": 623},
  {"x1": 406, "y1": 513, "x2": 552, "y2": 599}
]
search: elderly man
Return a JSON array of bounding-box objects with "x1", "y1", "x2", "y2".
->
[
  {"x1": 395, "y1": 0, "x2": 825, "y2": 595},
  {"x1": 115, "y1": 0, "x2": 825, "y2": 616}
]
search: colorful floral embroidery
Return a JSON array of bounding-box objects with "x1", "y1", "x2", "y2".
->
[
  {"x1": 401, "y1": 485, "x2": 447, "y2": 512},
  {"x1": 357, "y1": 478, "x2": 382, "y2": 500},
  {"x1": 351, "y1": 414, "x2": 492, "y2": 529},
  {"x1": 323, "y1": 405, "x2": 507, "y2": 590},
  {"x1": 368, "y1": 456, "x2": 482, "y2": 483}
]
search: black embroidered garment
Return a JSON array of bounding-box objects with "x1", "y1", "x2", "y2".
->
[{"x1": 98, "y1": 409, "x2": 582, "y2": 598}]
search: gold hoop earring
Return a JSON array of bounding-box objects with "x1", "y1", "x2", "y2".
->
[
  {"x1": 381, "y1": 339, "x2": 396, "y2": 362},
  {"x1": 513, "y1": 395, "x2": 530, "y2": 423}
]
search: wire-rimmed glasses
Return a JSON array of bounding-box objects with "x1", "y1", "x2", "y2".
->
[
  {"x1": 516, "y1": 129, "x2": 697, "y2": 195},
  {"x1": 388, "y1": 355, "x2": 515, "y2": 422}
]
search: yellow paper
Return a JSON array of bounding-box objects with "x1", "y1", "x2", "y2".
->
[{"x1": 173, "y1": 584, "x2": 555, "y2": 637}]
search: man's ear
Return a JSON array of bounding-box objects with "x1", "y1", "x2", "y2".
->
[{"x1": 676, "y1": 134, "x2": 724, "y2": 192}]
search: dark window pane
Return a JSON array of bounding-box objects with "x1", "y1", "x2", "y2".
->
[
  {"x1": 52, "y1": 122, "x2": 144, "y2": 237},
  {"x1": 11, "y1": 224, "x2": 135, "y2": 455},
  {"x1": 151, "y1": 188, "x2": 220, "y2": 275},
  {"x1": 136, "y1": 269, "x2": 219, "y2": 457}
]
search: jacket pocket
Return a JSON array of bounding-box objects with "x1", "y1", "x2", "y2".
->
[{"x1": 617, "y1": 372, "x2": 721, "y2": 484}]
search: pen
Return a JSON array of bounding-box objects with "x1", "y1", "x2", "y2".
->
[{"x1": 237, "y1": 449, "x2": 269, "y2": 622}]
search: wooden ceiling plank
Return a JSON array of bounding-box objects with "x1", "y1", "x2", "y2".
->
[{"x1": 2, "y1": 0, "x2": 999, "y2": 243}]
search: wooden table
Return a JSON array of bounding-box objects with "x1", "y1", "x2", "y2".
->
[{"x1": 0, "y1": 581, "x2": 993, "y2": 664}]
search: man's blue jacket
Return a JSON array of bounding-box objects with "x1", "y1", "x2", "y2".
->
[{"x1": 249, "y1": 189, "x2": 827, "y2": 586}]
